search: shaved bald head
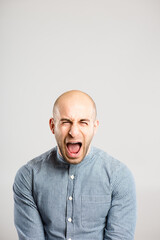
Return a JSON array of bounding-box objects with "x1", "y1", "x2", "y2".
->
[{"x1": 53, "y1": 90, "x2": 97, "y2": 121}]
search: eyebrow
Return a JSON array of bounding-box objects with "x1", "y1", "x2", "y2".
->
[
  {"x1": 60, "y1": 118, "x2": 72, "y2": 122},
  {"x1": 80, "y1": 119, "x2": 90, "y2": 122},
  {"x1": 60, "y1": 118, "x2": 90, "y2": 122}
]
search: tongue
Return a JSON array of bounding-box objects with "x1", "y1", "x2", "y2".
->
[{"x1": 67, "y1": 143, "x2": 81, "y2": 153}]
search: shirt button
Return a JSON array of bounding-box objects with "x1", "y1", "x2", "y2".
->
[
  {"x1": 70, "y1": 175, "x2": 74, "y2": 180},
  {"x1": 68, "y1": 217, "x2": 72, "y2": 222},
  {"x1": 69, "y1": 196, "x2": 73, "y2": 201}
]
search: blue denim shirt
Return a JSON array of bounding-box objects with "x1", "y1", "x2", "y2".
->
[{"x1": 13, "y1": 146, "x2": 136, "y2": 240}]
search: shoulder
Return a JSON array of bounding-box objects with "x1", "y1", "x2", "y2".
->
[
  {"x1": 92, "y1": 146, "x2": 135, "y2": 192},
  {"x1": 14, "y1": 147, "x2": 57, "y2": 184},
  {"x1": 92, "y1": 146, "x2": 125, "y2": 173}
]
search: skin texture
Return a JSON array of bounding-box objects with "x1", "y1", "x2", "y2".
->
[{"x1": 49, "y1": 90, "x2": 99, "y2": 164}]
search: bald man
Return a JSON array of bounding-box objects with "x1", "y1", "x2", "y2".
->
[{"x1": 13, "y1": 90, "x2": 136, "y2": 240}]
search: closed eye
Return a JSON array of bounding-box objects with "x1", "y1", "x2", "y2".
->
[
  {"x1": 60, "y1": 119, "x2": 72, "y2": 124},
  {"x1": 80, "y1": 120, "x2": 90, "y2": 125},
  {"x1": 62, "y1": 121, "x2": 71, "y2": 124},
  {"x1": 81, "y1": 122, "x2": 88, "y2": 125}
]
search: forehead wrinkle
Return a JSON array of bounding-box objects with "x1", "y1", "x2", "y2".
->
[
  {"x1": 63, "y1": 106, "x2": 93, "y2": 121},
  {"x1": 59, "y1": 112, "x2": 91, "y2": 122}
]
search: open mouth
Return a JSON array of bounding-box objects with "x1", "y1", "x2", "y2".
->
[{"x1": 66, "y1": 142, "x2": 82, "y2": 155}]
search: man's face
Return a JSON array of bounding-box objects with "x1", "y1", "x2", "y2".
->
[{"x1": 50, "y1": 97, "x2": 99, "y2": 164}]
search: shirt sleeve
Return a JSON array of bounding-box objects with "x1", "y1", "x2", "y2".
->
[
  {"x1": 104, "y1": 164, "x2": 137, "y2": 240},
  {"x1": 13, "y1": 164, "x2": 46, "y2": 240}
]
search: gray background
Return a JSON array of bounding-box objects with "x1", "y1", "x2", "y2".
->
[{"x1": 1, "y1": 0, "x2": 160, "y2": 239}]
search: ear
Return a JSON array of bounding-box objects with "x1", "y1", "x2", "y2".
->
[
  {"x1": 49, "y1": 118, "x2": 55, "y2": 134},
  {"x1": 94, "y1": 120, "x2": 99, "y2": 134}
]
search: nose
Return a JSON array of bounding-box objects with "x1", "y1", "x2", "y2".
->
[{"x1": 68, "y1": 124, "x2": 80, "y2": 138}]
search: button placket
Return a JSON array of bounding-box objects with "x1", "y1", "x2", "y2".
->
[{"x1": 66, "y1": 165, "x2": 77, "y2": 240}]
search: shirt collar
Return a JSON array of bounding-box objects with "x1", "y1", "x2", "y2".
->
[{"x1": 54, "y1": 145, "x2": 94, "y2": 168}]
